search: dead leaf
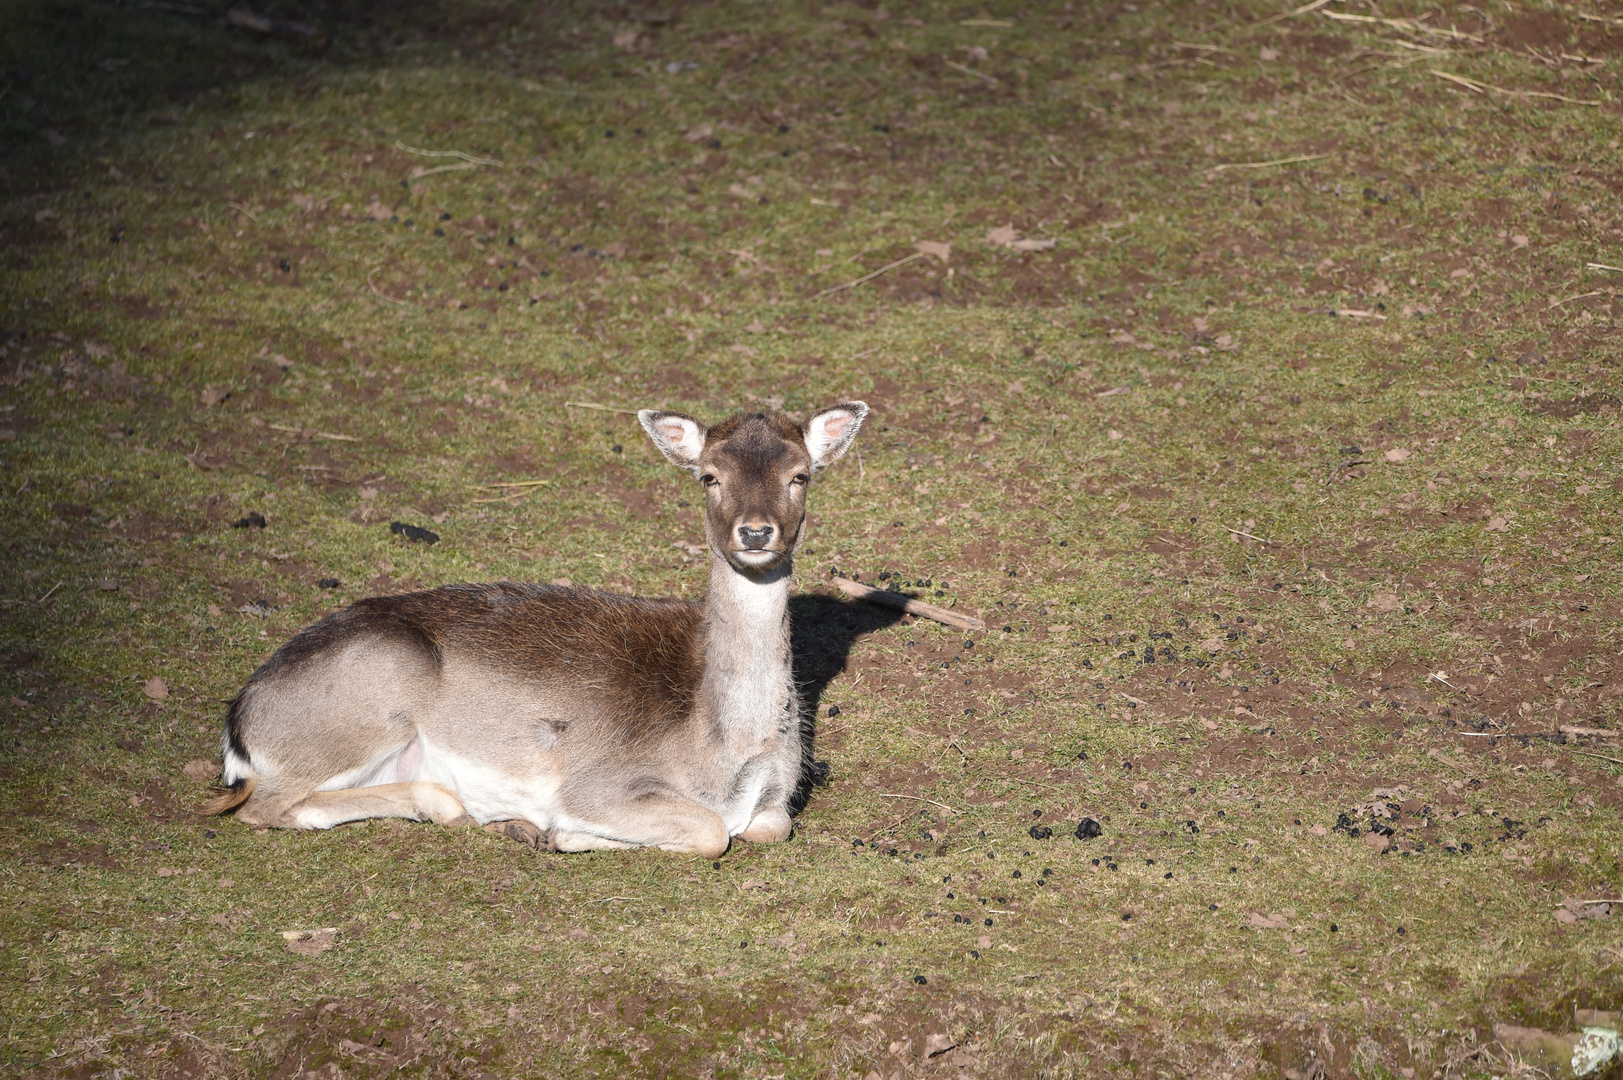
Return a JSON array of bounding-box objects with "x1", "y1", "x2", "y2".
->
[
  {"x1": 1248, "y1": 911, "x2": 1290, "y2": 929},
  {"x1": 1383, "y1": 447, "x2": 1412, "y2": 463},
  {"x1": 612, "y1": 26, "x2": 640, "y2": 49},
  {"x1": 1510, "y1": 233, "x2": 1529, "y2": 249},
  {"x1": 683, "y1": 123, "x2": 713, "y2": 142},
  {"x1": 763, "y1": 931, "x2": 797, "y2": 949},
  {"x1": 923, "y1": 1032, "x2": 956, "y2": 1057},
  {"x1": 1009, "y1": 237, "x2": 1056, "y2": 252},
  {"x1": 182, "y1": 758, "x2": 220, "y2": 781},
  {"x1": 1554, "y1": 908, "x2": 1580, "y2": 925},
  {"x1": 283, "y1": 928, "x2": 339, "y2": 956},
  {"x1": 1200, "y1": 636, "x2": 1225, "y2": 652},
  {"x1": 740, "y1": 879, "x2": 766, "y2": 891},
  {"x1": 985, "y1": 225, "x2": 1020, "y2": 247},
  {"x1": 728, "y1": 182, "x2": 752, "y2": 199},
  {"x1": 1260, "y1": 46, "x2": 1280, "y2": 60},
  {"x1": 1308, "y1": 824, "x2": 1328, "y2": 836},
  {"x1": 744, "y1": 319, "x2": 767, "y2": 334},
  {"x1": 1214, "y1": 333, "x2": 1236, "y2": 351},
  {"x1": 600, "y1": 241, "x2": 627, "y2": 258},
  {"x1": 367, "y1": 202, "x2": 393, "y2": 222},
  {"x1": 142, "y1": 677, "x2": 169, "y2": 701},
  {"x1": 1367, "y1": 592, "x2": 1401, "y2": 613},
  {"x1": 1363, "y1": 832, "x2": 1391, "y2": 853},
  {"x1": 198, "y1": 387, "x2": 229, "y2": 408},
  {"x1": 1485, "y1": 515, "x2": 1512, "y2": 532}
]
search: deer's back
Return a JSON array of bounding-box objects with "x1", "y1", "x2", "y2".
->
[{"x1": 251, "y1": 582, "x2": 704, "y2": 731}]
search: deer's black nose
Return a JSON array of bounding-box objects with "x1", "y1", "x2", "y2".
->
[{"x1": 738, "y1": 524, "x2": 774, "y2": 550}]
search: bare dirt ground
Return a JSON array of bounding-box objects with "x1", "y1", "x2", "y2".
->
[{"x1": 2, "y1": 0, "x2": 1622, "y2": 1077}]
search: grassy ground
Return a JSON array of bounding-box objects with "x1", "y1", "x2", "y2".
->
[{"x1": 3, "y1": 0, "x2": 1622, "y2": 1076}]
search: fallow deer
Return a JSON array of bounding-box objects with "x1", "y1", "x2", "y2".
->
[{"x1": 204, "y1": 402, "x2": 868, "y2": 858}]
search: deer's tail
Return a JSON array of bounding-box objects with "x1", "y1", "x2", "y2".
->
[{"x1": 200, "y1": 777, "x2": 256, "y2": 816}]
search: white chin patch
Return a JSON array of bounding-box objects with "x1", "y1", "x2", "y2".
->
[{"x1": 732, "y1": 549, "x2": 781, "y2": 566}]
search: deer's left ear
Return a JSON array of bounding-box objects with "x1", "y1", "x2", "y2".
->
[
  {"x1": 803, "y1": 401, "x2": 869, "y2": 472},
  {"x1": 639, "y1": 410, "x2": 708, "y2": 475}
]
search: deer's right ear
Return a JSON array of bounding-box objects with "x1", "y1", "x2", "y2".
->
[{"x1": 638, "y1": 410, "x2": 708, "y2": 475}]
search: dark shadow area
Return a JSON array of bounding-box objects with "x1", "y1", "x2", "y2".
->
[
  {"x1": 787, "y1": 593, "x2": 906, "y2": 815},
  {"x1": 0, "y1": 0, "x2": 662, "y2": 201}
]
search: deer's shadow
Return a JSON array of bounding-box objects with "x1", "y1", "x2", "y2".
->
[{"x1": 787, "y1": 594, "x2": 907, "y2": 813}]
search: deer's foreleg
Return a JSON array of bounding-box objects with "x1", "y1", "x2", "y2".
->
[{"x1": 555, "y1": 792, "x2": 730, "y2": 858}]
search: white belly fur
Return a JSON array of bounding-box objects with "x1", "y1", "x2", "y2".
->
[{"x1": 323, "y1": 730, "x2": 773, "y2": 839}]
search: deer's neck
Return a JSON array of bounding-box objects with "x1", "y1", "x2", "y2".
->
[{"x1": 700, "y1": 553, "x2": 793, "y2": 739}]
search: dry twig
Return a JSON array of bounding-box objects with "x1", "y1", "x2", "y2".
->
[
  {"x1": 810, "y1": 252, "x2": 925, "y2": 300},
  {"x1": 564, "y1": 401, "x2": 640, "y2": 415},
  {"x1": 1209, "y1": 153, "x2": 1329, "y2": 174},
  {"x1": 878, "y1": 793, "x2": 957, "y2": 813},
  {"x1": 1430, "y1": 69, "x2": 1603, "y2": 106},
  {"x1": 829, "y1": 576, "x2": 986, "y2": 632}
]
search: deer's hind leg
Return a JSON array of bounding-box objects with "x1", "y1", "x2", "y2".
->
[{"x1": 237, "y1": 781, "x2": 472, "y2": 830}]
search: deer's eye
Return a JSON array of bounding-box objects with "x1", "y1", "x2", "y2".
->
[
  {"x1": 700, "y1": 474, "x2": 718, "y2": 487},
  {"x1": 790, "y1": 473, "x2": 810, "y2": 486}
]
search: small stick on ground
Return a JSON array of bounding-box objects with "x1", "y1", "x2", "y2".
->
[
  {"x1": 1224, "y1": 526, "x2": 1275, "y2": 546},
  {"x1": 393, "y1": 141, "x2": 502, "y2": 166},
  {"x1": 1589, "y1": 262, "x2": 1623, "y2": 273},
  {"x1": 830, "y1": 576, "x2": 986, "y2": 632},
  {"x1": 878, "y1": 793, "x2": 957, "y2": 813},
  {"x1": 944, "y1": 60, "x2": 999, "y2": 85},
  {"x1": 1547, "y1": 290, "x2": 1603, "y2": 310},
  {"x1": 810, "y1": 252, "x2": 924, "y2": 300},
  {"x1": 1250, "y1": 0, "x2": 1335, "y2": 29},
  {"x1": 1560, "y1": 725, "x2": 1618, "y2": 739},
  {"x1": 565, "y1": 401, "x2": 640, "y2": 415},
  {"x1": 1571, "y1": 749, "x2": 1623, "y2": 768},
  {"x1": 1323, "y1": 457, "x2": 1371, "y2": 485},
  {"x1": 1430, "y1": 69, "x2": 1602, "y2": 105},
  {"x1": 1209, "y1": 154, "x2": 1328, "y2": 175}
]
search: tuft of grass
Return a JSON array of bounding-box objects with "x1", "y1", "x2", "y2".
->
[{"x1": 2, "y1": 0, "x2": 1621, "y2": 1076}]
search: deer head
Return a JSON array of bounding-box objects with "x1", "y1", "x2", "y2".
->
[{"x1": 639, "y1": 403, "x2": 868, "y2": 573}]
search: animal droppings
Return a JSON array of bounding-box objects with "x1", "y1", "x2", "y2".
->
[
  {"x1": 232, "y1": 511, "x2": 267, "y2": 529},
  {"x1": 389, "y1": 521, "x2": 439, "y2": 544},
  {"x1": 1075, "y1": 818, "x2": 1103, "y2": 840}
]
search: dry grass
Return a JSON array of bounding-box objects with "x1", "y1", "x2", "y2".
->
[{"x1": 2, "y1": 0, "x2": 1622, "y2": 1076}]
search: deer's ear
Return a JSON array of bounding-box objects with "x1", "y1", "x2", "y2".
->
[
  {"x1": 639, "y1": 410, "x2": 708, "y2": 474},
  {"x1": 803, "y1": 401, "x2": 869, "y2": 472}
]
